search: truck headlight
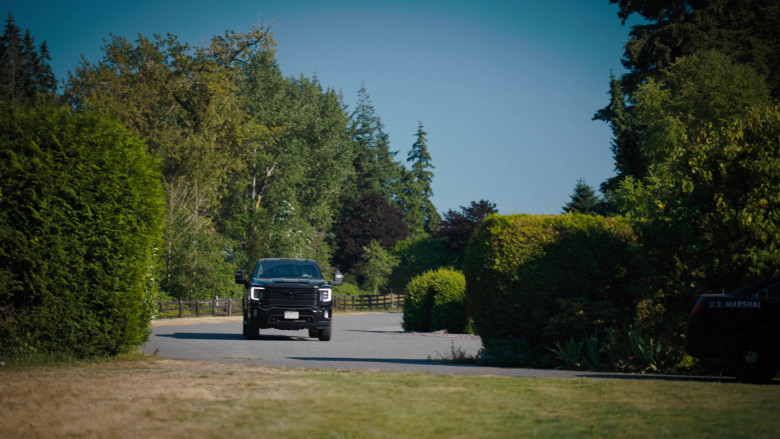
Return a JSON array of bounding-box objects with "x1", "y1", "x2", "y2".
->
[
  {"x1": 250, "y1": 287, "x2": 264, "y2": 301},
  {"x1": 319, "y1": 287, "x2": 332, "y2": 303}
]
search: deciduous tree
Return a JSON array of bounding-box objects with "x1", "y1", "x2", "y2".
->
[
  {"x1": 616, "y1": 53, "x2": 780, "y2": 340},
  {"x1": 438, "y1": 200, "x2": 498, "y2": 256},
  {"x1": 333, "y1": 191, "x2": 409, "y2": 275}
]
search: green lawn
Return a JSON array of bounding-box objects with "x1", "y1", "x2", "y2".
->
[{"x1": 1, "y1": 356, "x2": 777, "y2": 438}]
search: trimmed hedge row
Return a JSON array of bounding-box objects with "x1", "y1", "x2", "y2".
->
[
  {"x1": 463, "y1": 213, "x2": 641, "y2": 360},
  {"x1": 402, "y1": 268, "x2": 470, "y2": 334},
  {"x1": 0, "y1": 105, "x2": 163, "y2": 359}
]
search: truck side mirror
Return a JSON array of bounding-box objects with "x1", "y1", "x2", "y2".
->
[
  {"x1": 234, "y1": 270, "x2": 245, "y2": 285},
  {"x1": 332, "y1": 271, "x2": 344, "y2": 286}
]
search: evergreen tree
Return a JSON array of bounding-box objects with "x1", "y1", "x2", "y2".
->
[
  {"x1": 610, "y1": 0, "x2": 780, "y2": 97},
  {"x1": 345, "y1": 85, "x2": 404, "y2": 202},
  {"x1": 0, "y1": 14, "x2": 22, "y2": 102},
  {"x1": 562, "y1": 179, "x2": 602, "y2": 215},
  {"x1": 35, "y1": 40, "x2": 56, "y2": 93},
  {"x1": 0, "y1": 14, "x2": 56, "y2": 104},
  {"x1": 404, "y1": 121, "x2": 440, "y2": 236},
  {"x1": 592, "y1": 73, "x2": 644, "y2": 197}
]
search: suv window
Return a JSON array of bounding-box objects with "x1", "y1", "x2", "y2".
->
[{"x1": 753, "y1": 283, "x2": 780, "y2": 298}]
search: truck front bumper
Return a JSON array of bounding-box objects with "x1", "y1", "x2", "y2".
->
[{"x1": 247, "y1": 306, "x2": 331, "y2": 330}]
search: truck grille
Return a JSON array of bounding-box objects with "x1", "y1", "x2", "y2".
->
[{"x1": 265, "y1": 286, "x2": 318, "y2": 308}]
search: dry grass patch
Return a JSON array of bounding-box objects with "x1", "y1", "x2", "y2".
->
[{"x1": 1, "y1": 357, "x2": 778, "y2": 438}]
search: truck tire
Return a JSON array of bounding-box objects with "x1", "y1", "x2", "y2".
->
[
  {"x1": 243, "y1": 321, "x2": 260, "y2": 340},
  {"x1": 308, "y1": 329, "x2": 318, "y2": 338},
  {"x1": 318, "y1": 326, "x2": 332, "y2": 341},
  {"x1": 726, "y1": 331, "x2": 778, "y2": 384}
]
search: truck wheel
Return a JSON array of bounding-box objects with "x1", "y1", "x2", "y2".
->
[
  {"x1": 726, "y1": 331, "x2": 778, "y2": 383},
  {"x1": 318, "y1": 326, "x2": 332, "y2": 341},
  {"x1": 308, "y1": 329, "x2": 318, "y2": 338},
  {"x1": 243, "y1": 321, "x2": 260, "y2": 340}
]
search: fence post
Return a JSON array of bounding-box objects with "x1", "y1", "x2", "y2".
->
[
  {"x1": 178, "y1": 300, "x2": 183, "y2": 318},
  {"x1": 227, "y1": 298, "x2": 232, "y2": 317},
  {"x1": 212, "y1": 298, "x2": 217, "y2": 316}
]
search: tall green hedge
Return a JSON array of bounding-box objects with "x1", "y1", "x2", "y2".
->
[
  {"x1": 402, "y1": 268, "x2": 470, "y2": 334},
  {"x1": 0, "y1": 104, "x2": 163, "y2": 359},
  {"x1": 462, "y1": 213, "x2": 640, "y2": 355}
]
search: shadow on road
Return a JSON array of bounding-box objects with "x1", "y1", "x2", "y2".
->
[
  {"x1": 157, "y1": 332, "x2": 318, "y2": 341},
  {"x1": 158, "y1": 332, "x2": 245, "y2": 341}
]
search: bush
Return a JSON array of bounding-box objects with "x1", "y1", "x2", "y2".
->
[
  {"x1": 402, "y1": 272, "x2": 436, "y2": 332},
  {"x1": 402, "y1": 268, "x2": 470, "y2": 333},
  {"x1": 333, "y1": 281, "x2": 370, "y2": 296},
  {"x1": 0, "y1": 105, "x2": 163, "y2": 359},
  {"x1": 463, "y1": 213, "x2": 641, "y2": 363},
  {"x1": 430, "y1": 270, "x2": 470, "y2": 334}
]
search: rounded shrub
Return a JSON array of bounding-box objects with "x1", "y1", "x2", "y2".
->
[
  {"x1": 402, "y1": 271, "x2": 435, "y2": 332},
  {"x1": 403, "y1": 268, "x2": 470, "y2": 333},
  {"x1": 429, "y1": 269, "x2": 470, "y2": 334},
  {"x1": 463, "y1": 213, "x2": 640, "y2": 360}
]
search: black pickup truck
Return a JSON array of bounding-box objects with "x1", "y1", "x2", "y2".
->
[
  {"x1": 235, "y1": 258, "x2": 343, "y2": 341},
  {"x1": 686, "y1": 275, "x2": 780, "y2": 383}
]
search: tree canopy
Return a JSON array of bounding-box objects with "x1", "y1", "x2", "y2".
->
[
  {"x1": 617, "y1": 52, "x2": 779, "y2": 293},
  {"x1": 333, "y1": 191, "x2": 409, "y2": 276},
  {"x1": 597, "y1": 0, "x2": 780, "y2": 200},
  {"x1": 610, "y1": 0, "x2": 780, "y2": 97},
  {"x1": 438, "y1": 199, "x2": 498, "y2": 265}
]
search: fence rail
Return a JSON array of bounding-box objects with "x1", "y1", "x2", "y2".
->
[
  {"x1": 156, "y1": 298, "x2": 242, "y2": 318},
  {"x1": 156, "y1": 291, "x2": 405, "y2": 318},
  {"x1": 333, "y1": 291, "x2": 405, "y2": 312}
]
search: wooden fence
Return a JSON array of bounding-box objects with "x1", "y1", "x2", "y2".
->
[
  {"x1": 156, "y1": 290, "x2": 405, "y2": 318},
  {"x1": 333, "y1": 291, "x2": 405, "y2": 312},
  {"x1": 156, "y1": 298, "x2": 242, "y2": 318}
]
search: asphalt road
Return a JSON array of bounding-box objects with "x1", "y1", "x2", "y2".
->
[{"x1": 142, "y1": 312, "x2": 731, "y2": 381}]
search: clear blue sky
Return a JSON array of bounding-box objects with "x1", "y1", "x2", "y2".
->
[{"x1": 2, "y1": 0, "x2": 636, "y2": 215}]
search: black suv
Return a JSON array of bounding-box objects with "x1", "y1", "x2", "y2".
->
[
  {"x1": 686, "y1": 275, "x2": 780, "y2": 383},
  {"x1": 235, "y1": 259, "x2": 343, "y2": 341}
]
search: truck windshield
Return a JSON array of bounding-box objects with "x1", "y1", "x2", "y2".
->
[{"x1": 254, "y1": 260, "x2": 322, "y2": 279}]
